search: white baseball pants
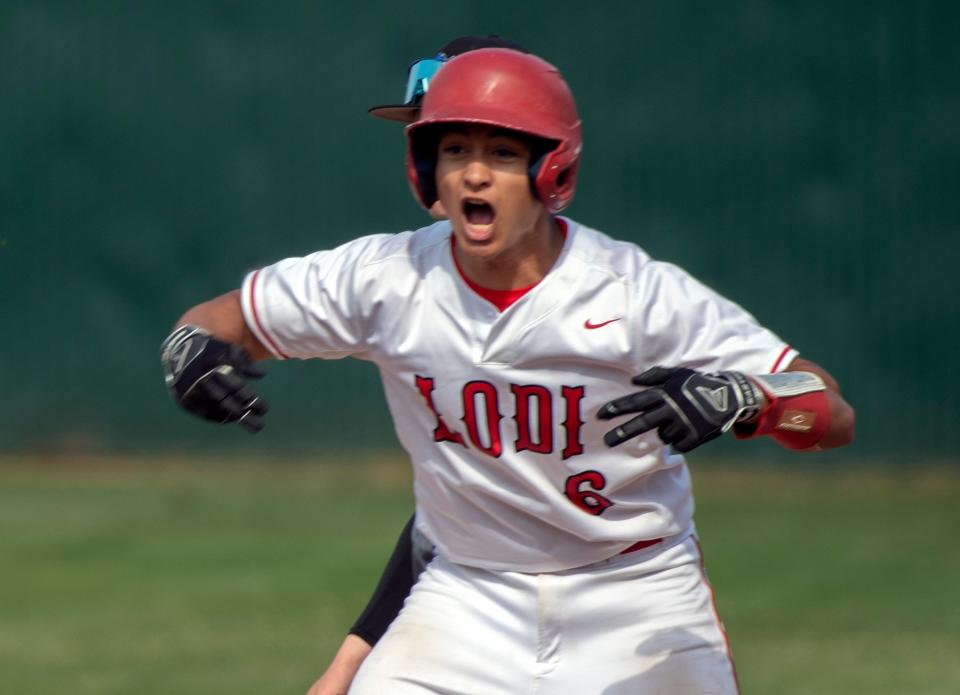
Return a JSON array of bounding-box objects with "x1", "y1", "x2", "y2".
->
[{"x1": 348, "y1": 534, "x2": 739, "y2": 694}]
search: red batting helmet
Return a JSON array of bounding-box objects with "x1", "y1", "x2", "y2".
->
[{"x1": 405, "y1": 48, "x2": 582, "y2": 214}]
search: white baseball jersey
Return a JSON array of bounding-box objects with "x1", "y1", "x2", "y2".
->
[{"x1": 241, "y1": 218, "x2": 795, "y2": 573}]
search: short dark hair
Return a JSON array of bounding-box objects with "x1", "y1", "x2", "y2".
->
[{"x1": 435, "y1": 35, "x2": 527, "y2": 58}]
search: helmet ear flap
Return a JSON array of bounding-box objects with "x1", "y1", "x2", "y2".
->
[
  {"x1": 526, "y1": 141, "x2": 551, "y2": 202},
  {"x1": 555, "y1": 159, "x2": 579, "y2": 202},
  {"x1": 407, "y1": 127, "x2": 441, "y2": 208},
  {"x1": 533, "y1": 145, "x2": 580, "y2": 212}
]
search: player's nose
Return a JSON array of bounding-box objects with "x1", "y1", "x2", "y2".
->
[{"x1": 462, "y1": 158, "x2": 492, "y2": 190}]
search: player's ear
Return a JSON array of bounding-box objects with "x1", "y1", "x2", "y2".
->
[{"x1": 428, "y1": 200, "x2": 448, "y2": 220}]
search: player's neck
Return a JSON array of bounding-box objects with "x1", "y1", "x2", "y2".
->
[{"x1": 453, "y1": 215, "x2": 564, "y2": 291}]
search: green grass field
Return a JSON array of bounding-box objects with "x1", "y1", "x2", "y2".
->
[{"x1": 1, "y1": 456, "x2": 958, "y2": 694}]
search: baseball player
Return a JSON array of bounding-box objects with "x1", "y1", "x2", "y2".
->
[{"x1": 161, "y1": 46, "x2": 854, "y2": 694}]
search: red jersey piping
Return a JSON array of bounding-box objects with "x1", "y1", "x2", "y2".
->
[{"x1": 770, "y1": 346, "x2": 792, "y2": 373}]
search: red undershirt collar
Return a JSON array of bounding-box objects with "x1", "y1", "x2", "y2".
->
[{"x1": 451, "y1": 218, "x2": 568, "y2": 312}]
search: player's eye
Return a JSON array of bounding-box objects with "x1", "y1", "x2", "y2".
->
[
  {"x1": 492, "y1": 146, "x2": 519, "y2": 160},
  {"x1": 441, "y1": 142, "x2": 467, "y2": 156}
]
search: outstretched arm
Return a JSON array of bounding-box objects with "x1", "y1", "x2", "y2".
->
[{"x1": 599, "y1": 356, "x2": 854, "y2": 453}]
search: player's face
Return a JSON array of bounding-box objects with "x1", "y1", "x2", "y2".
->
[{"x1": 435, "y1": 125, "x2": 548, "y2": 261}]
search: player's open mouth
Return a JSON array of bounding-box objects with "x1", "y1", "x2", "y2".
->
[{"x1": 463, "y1": 199, "x2": 495, "y2": 226}]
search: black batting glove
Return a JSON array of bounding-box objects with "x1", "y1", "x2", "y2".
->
[
  {"x1": 597, "y1": 366, "x2": 762, "y2": 452},
  {"x1": 160, "y1": 325, "x2": 269, "y2": 432}
]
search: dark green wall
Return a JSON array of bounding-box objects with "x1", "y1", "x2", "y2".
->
[{"x1": 1, "y1": 2, "x2": 957, "y2": 459}]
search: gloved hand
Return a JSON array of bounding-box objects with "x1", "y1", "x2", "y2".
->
[
  {"x1": 160, "y1": 325, "x2": 269, "y2": 432},
  {"x1": 597, "y1": 366, "x2": 762, "y2": 452}
]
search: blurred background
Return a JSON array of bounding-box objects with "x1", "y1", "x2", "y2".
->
[
  {"x1": 1, "y1": 2, "x2": 958, "y2": 694},
  {"x1": 2, "y1": 0, "x2": 958, "y2": 458}
]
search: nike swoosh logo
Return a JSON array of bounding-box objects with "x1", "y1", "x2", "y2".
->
[{"x1": 584, "y1": 317, "x2": 623, "y2": 330}]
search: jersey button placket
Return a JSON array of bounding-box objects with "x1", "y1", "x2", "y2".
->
[
  {"x1": 469, "y1": 315, "x2": 493, "y2": 364},
  {"x1": 467, "y1": 298, "x2": 501, "y2": 364}
]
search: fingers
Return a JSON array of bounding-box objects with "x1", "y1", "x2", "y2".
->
[
  {"x1": 237, "y1": 407, "x2": 266, "y2": 433},
  {"x1": 598, "y1": 379, "x2": 672, "y2": 447},
  {"x1": 220, "y1": 387, "x2": 269, "y2": 432},
  {"x1": 189, "y1": 369, "x2": 269, "y2": 431},
  {"x1": 603, "y1": 405, "x2": 673, "y2": 447},
  {"x1": 657, "y1": 420, "x2": 686, "y2": 446},
  {"x1": 601, "y1": 368, "x2": 697, "y2": 448},
  {"x1": 596, "y1": 389, "x2": 663, "y2": 419},
  {"x1": 221, "y1": 391, "x2": 268, "y2": 419},
  {"x1": 221, "y1": 378, "x2": 268, "y2": 432}
]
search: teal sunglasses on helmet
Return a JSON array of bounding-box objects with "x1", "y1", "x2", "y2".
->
[{"x1": 402, "y1": 55, "x2": 448, "y2": 105}]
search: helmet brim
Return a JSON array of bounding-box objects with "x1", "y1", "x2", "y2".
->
[{"x1": 368, "y1": 104, "x2": 419, "y2": 123}]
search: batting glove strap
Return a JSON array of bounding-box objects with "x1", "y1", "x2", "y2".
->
[
  {"x1": 734, "y1": 371, "x2": 829, "y2": 449},
  {"x1": 160, "y1": 325, "x2": 268, "y2": 432},
  {"x1": 751, "y1": 370, "x2": 826, "y2": 398},
  {"x1": 598, "y1": 366, "x2": 764, "y2": 453}
]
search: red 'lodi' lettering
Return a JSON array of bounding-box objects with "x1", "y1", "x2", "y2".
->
[
  {"x1": 511, "y1": 384, "x2": 553, "y2": 454},
  {"x1": 462, "y1": 381, "x2": 503, "y2": 457},
  {"x1": 414, "y1": 377, "x2": 585, "y2": 461},
  {"x1": 415, "y1": 375, "x2": 466, "y2": 447},
  {"x1": 561, "y1": 385, "x2": 585, "y2": 460}
]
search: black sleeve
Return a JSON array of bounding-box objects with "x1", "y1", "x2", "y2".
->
[{"x1": 349, "y1": 513, "x2": 419, "y2": 646}]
